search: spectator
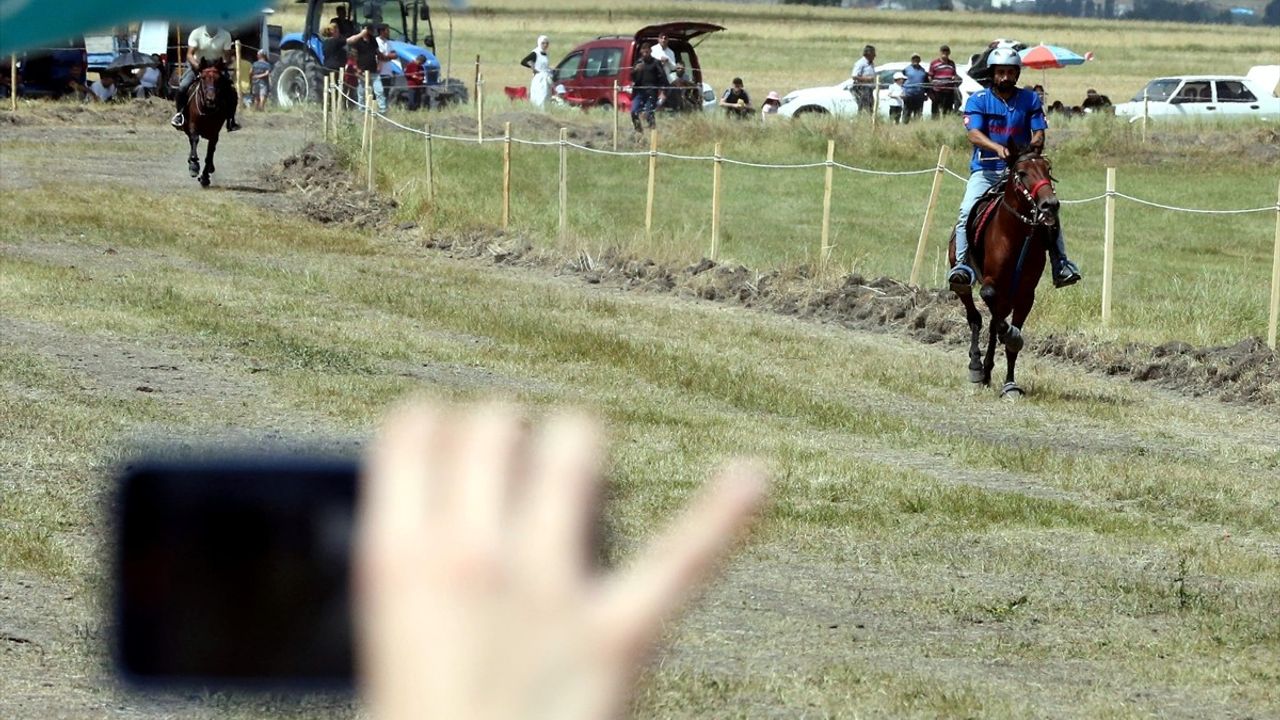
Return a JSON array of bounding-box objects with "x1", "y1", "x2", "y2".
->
[
  {"x1": 357, "y1": 401, "x2": 767, "y2": 720},
  {"x1": 348, "y1": 24, "x2": 385, "y2": 112},
  {"x1": 719, "y1": 77, "x2": 752, "y2": 119},
  {"x1": 322, "y1": 23, "x2": 347, "y2": 86},
  {"x1": 665, "y1": 64, "x2": 698, "y2": 112},
  {"x1": 1081, "y1": 88, "x2": 1112, "y2": 112},
  {"x1": 629, "y1": 41, "x2": 665, "y2": 132},
  {"x1": 63, "y1": 63, "x2": 90, "y2": 100},
  {"x1": 89, "y1": 72, "x2": 118, "y2": 102},
  {"x1": 886, "y1": 72, "x2": 905, "y2": 123},
  {"x1": 850, "y1": 44, "x2": 876, "y2": 114},
  {"x1": 1048, "y1": 99, "x2": 1067, "y2": 115},
  {"x1": 650, "y1": 32, "x2": 677, "y2": 83},
  {"x1": 928, "y1": 44, "x2": 960, "y2": 118},
  {"x1": 519, "y1": 35, "x2": 552, "y2": 109},
  {"x1": 902, "y1": 53, "x2": 929, "y2": 124},
  {"x1": 1031, "y1": 83, "x2": 1046, "y2": 106},
  {"x1": 0, "y1": 62, "x2": 11, "y2": 99},
  {"x1": 250, "y1": 50, "x2": 271, "y2": 111},
  {"x1": 376, "y1": 24, "x2": 397, "y2": 107},
  {"x1": 760, "y1": 90, "x2": 782, "y2": 120},
  {"x1": 330, "y1": 4, "x2": 356, "y2": 38},
  {"x1": 404, "y1": 53, "x2": 426, "y2": 110},
  {"x1": 135, "y1": 58, "x2": 162, "y2": 98}
]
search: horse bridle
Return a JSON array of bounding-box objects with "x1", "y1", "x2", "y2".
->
[{"x1": 1001, "y1": 159, "x2": 1058, "y2": 228}]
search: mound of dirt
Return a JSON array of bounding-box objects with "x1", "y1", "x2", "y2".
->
[
  {"x1": 268, "y1": 142, "x2": 396, "y2": 227},
  {"x1": 418, "y1": 230, "x2": 1280, "y2": 405}
]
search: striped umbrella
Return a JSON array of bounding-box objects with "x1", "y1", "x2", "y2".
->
[{"x1": 1019, "y1": 44, "x2": 1090, "y2": 70}]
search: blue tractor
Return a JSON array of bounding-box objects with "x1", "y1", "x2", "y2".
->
[{"x1": 270, "y1": 0, "x2": 466, "y2": 108}]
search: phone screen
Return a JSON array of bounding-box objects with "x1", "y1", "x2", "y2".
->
[{"x1": 113, "y1": 456, "x2": 358, "y2": 689}]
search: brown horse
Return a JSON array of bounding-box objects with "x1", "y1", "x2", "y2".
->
[
  {"x1": 948, "y1": 145, "x2": 1060, "y2": 399},
  {"x1": 176, "y1": 65, "x2": 227, "y2": 187}
]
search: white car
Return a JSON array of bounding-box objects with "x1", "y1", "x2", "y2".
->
[
  {"x1": 1114, "y1": 66, "x2": 1280, "y2": 122},
  {"x1": 777, "y1": 61, "x2": 980, "y2": 120}
]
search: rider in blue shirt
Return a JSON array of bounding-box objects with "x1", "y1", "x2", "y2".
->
[{"x1": 948, "y1": 47, "x2": 1080, "y2": 290}]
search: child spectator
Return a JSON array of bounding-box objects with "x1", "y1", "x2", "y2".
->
[
  {"x1": 887, "y1": 72, "x2": 905, "y2": 123},
  {"x1": 404, "y1": 53, "x2": 426, "y2": 110},
  {"x1": 250, "y1": 50, "x2": 272, "y2": 110},
  {"x1": 760, "y1": 90, "x2": 781, "y2": 120},
  {"x1": 719, "y1": 77, "x2": 752, "y2": 119}
]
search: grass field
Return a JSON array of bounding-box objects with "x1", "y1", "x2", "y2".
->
[{"x1": 2, "y1": 2, "x2": 1279, "y2": 717}]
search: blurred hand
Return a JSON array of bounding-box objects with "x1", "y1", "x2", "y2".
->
[{"x1": 357, "y1": 402, "x2": 767, "y2": 720}]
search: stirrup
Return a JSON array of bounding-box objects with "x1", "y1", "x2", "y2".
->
[
  {"x1": 947, "y1": 264, "x2": 975, "y2": 291},
  {"x1": 1052, "y1": 263, "x2": 1081, "y2": 288},
  {"x1": 226, "y1": 118, "x2": 242, "y2": 132},
  {"x1": 171, "y1": 112, "x2": 185, "y2": 126}
]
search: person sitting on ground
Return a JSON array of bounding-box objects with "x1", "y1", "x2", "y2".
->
[
  {"x1": 719, "y1": 77, "x2": 752, "y2": 119},
  {"x1": 886, "y1": 72, "x2": 905, "y2": 123},
  {"x1": 89, "y1": 72, "x2": 118, "y2": 102},
  {"x1": 404, "y1": 53, "x2": 426, "y2": 110},
  {"x1": 250, "y1": 50, "x2": 272, "y2": 111},
  {"x1": 760, "y1": 90, "x2": 782, "y2": 120},
  {"x1": 668, "y1": 64, "x2": 700, "y2": 112},
  {"x1": 171, "y1": 24, "x2": 241, "y2": 132},
  {"x1": 1080, "y1": 88, "x2": 1112, "y2": 112},
  {"x1": 1048, "y1": 99, "x2": 1066, "y2": 115}
]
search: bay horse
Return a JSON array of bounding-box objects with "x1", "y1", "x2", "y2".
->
[
  {"x1": 948, "y1": 144, "x2": 1060, "y2": 399},
  {"x1": 176, "y1": 65, "x2": 227, "y2": 187}
]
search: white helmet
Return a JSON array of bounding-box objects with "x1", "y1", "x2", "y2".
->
[{"x1": 988, "y1": 47, "x2": 1022, "y2": 69}]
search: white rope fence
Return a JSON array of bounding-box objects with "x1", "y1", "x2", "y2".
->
[{"x1": 323, "y1": 82, "x2": 1280, "y2": 348}]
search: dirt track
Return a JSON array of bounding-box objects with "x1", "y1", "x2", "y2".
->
[{"x1": 3, "y1": 105, "x2": 1280, "y2": 719}]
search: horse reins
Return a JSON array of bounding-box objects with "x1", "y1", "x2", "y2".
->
[{"x1": 1000, "y1": 167, "x2": 1055, "y2": 227}]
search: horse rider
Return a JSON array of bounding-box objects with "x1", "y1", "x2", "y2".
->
[
  {"x1": 171, "y1": 24, "x2": 242, "y2": 132},
  {"x1": 948, "y1": 47, "x2": 1080, "y2": 291}
]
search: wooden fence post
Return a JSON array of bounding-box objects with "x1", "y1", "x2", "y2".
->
[
  {"x1": 820, "y1": 140, "x2": 836, "y2": 270},
  {"x1": 424, "y1": 122, "x2": 435, "y2": 203},
  {"x1": 1101, "y1": 167, "x2": 1117, "y2": 325},
  {"x1": 361, "y1": 71, "x2": 371, "y2": 155},
  {"x1": 476, "y1": 74, "x2": 484, "y2": 144},
  {"x1": 474, "y1": 54, "x2": 481, "y2": 105},
  {"x1": 234, "y1": 41, "x2": 242, "y2": 95},
  {"x1": 502, "y1": 122, "x2": 512, "y2": 229},
  {"x1": 909, "y1": 145, "x2": 951, "y2": 287},
  {"x1": 1268, "y1": 178, "x2": 1280, "y2": 350},
  {"x1": 710, "y1": 142, "x2": 723, "y2": 260},
  {"x1": 322, "y1": 74, "x2": 329, "y2": 141},
  {"x1": 559, "y1": 128, "x2": 569, "y2": 241},
  {"x1": 645, "y1": 130, "x2": 658, "y2": 244},
  {"x1": 11, "y1": 54, "x2": 18, "y2": 112},
  {"x1": 367, "y1": 108, "x2": 375, "y2": 193},
  {"x1": 612, "y1": 81, "x2": 619, "y2": 152},
  {"x1": 871, "y1": 77, "x2": 880, "y2": 129}
]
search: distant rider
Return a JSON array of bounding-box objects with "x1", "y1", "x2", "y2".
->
[
  {"x1": 172, "y1": 25, "x2": 242, "y2": 132},
  {"x1": 948, "y1": 47, "x2": 1080, "y2": 291}
]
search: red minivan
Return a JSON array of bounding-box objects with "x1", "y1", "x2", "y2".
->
[{"x1": 551, "y1": 21, "x2": 723, "y2": 111}]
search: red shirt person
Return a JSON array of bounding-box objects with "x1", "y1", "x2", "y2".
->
[
  {"x1": 928, "y1": 44, "x2": 961, "y2": 117},
  {"x1": 403, "y1": 53, "x2": 427, "y2": 110}
]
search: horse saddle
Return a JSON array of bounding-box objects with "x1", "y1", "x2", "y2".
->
[{"x1": 961, "y1": 176, "x2": 1010, "y2": 269}]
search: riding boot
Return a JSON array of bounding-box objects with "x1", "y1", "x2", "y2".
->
[
  {"x1": 947, "y1": 226, "x2": 976, "y2": 290},
  {"x1": 1047, "y1": 226, "x2": 1081, "y2": 288}
]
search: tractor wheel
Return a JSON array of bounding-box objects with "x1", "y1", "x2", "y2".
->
[
  {"x1": 271, "y1": 49, "x2": 324, "y2": 108},
  {"x1": 442, "y1": 77, "x2": 469, "y2": 105}
]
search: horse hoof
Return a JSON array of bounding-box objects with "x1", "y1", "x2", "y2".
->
[
  {"x1": 1000, "y1": 382, "x2": 1024, "y2": 400},
  {"x1": 199, "y1": 176, "x2": 211, "y2": 188},
  {"x1": 968, "y1": 368, "x2": 984, "y2": 384},
  {"x1": 188, "y1": 164, "x2": 199, "y2": 178},
  {"x1": 1002, "y1": 326, "x2": 1024, "y2": 353}
]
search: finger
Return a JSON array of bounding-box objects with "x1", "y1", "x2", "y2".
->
[
  {"x1": 520, "y1": 412, "x2": 603, "y2": 592},
  {"x1": 597, "y1": 461, "x2": 767, "y2": 660},
  {"x1": 358, "y1": 400, "x2": 441, "y2": 557},
  {"x1": 452, "y1": 404, "x2": 523, "y2": 559}
]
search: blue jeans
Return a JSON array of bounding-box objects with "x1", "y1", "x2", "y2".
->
[
  {"x1": 631, "y1": 89, "x2": 657, "y2": 129},
  {"x1": 357, "y1": 74, "x2": 387, "y2": 113},
  {"x1": 954, "y1": 169, "x2": 1069, "y2": 277}
]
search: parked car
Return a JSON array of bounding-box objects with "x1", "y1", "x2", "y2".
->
[
  {"x1": 551, "y1": 22, "x2": 721, "y2": 112},
  {"x1": 777, "y1": 61, "x2": 980, "y2": 120},
  {"x1": 1114, "y1": 66, "x2": 1280, "y2": 122}
]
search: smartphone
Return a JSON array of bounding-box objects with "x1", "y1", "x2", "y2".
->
[{"x1": 112, "y1": 454, "x2": 359, "y2": 690}]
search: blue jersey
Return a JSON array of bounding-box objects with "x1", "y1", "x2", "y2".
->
[{"x1": 962, "y1": 87, "x2": 1047, "y2": 172}]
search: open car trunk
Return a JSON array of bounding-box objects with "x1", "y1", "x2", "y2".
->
[{"x1": 634, "y1": 22, "x2": 724, "y2": 46}]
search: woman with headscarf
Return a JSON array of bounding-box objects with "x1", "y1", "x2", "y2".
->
[{"x1": 520, "y1": 35, "x2": 553, "y2": 108}]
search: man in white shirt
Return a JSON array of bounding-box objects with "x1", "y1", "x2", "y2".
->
[
  {"x1": 89, "y1": 73, "x2": 117, "y2": 102},
  {"x1": 850, "y1": 44, "x2": 876, "y2": 115},
  {"x1": 650, "y1": 32, "x2": 677, "y2": 83},
  {"x1": 172, "y1": 25, "x2": 241, "y2": 132},
  {"x1": 135, "y1": 58, "x2": 161, "y2": 98}
]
